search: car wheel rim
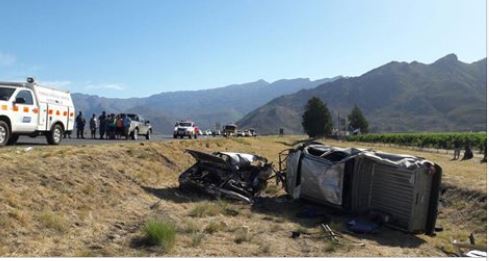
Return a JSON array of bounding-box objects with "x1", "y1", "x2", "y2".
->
[
  {"x1": 0, "y1": 126, "x2": 6, "y2": 144},
  {"x1": 54, "y1": 128, "x2": 61, "y2": 143}
]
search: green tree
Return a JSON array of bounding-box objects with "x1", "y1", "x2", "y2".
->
[
  {"x1": 302, "y1": 97, "x2": 333, "y2": 137},
  {"x1": 348, "y1": 105, "x2": 369, "y2": 133}
]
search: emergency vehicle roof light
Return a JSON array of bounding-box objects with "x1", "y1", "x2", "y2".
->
[{"x1": 26, "y1": 77, "x2": 35, "y2": 83}]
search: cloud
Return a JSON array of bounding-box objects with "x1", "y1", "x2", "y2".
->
[
  {"x1": 0, "y1": 52, "x2": 16, "y2": 66},
  {"x1": 83, "y1": 83, "x2": 125, "y2": 91}
]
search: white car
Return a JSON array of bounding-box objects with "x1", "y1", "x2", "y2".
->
[
  {"x1": 205, "y1": 129, "x2": 212, "y2": 136},
  {"x1": 173, "y1": 121, "x2": 197, "y2": 139},
  {"x1": 0, "y1": 77, "x2": 75, "y2": 146}
]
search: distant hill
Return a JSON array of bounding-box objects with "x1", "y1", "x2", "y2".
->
[
  {"x1": 72, "y1": 77, "x2": 340, "y2": 134},
  {"x1": 237, "y1": 54, "x2": 487, "y2": 134}
]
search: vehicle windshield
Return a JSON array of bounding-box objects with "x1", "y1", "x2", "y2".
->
[
  {"x1": 179, "y1": 122, "x2": 192, "y2": 127},
  {"x1": 0, "y1": 87, "x2": 15, "y2": 101}
]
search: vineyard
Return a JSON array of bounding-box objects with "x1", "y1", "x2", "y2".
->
[{"x1": 346, "y1": 132, "x2": 487, "y2": 150}]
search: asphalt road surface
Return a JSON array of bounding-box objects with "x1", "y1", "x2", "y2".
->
[{"x1": 14, "y1": 134, "x2": 208, "y2": 147}]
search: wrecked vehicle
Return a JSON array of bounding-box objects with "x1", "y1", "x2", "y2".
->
[
  {"x1": 178, "y1": 150, "x2": 273, "y2": 203},
  {"x1": 280, "y1": 142, "x2": 442, "y2": 235}
]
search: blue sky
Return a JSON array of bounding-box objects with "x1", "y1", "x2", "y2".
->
[{"x1": 0, "y1": 0, "x2": 486, "y2": 98}]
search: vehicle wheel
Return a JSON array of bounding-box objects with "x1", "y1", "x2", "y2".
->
[
  {"x1": 145, "y1": 131, "x2": 150, "y2": 140},
  {"x1": 46, "y1": 124, "x2": 63, "y2": 145},
  {"x1": 132, "y1": 129, "x2": 138, "y2": 140},
  {"x1": 188, "y1": 135, "x2": 192, "y2": 139},
  {"x1": 7, "y1": 134, "x2": 19, "y2": 145},
  {"x1": 0, "y1": 120, "x2": 10, "y2": 147},
  {"x1": 173, "y1": 134, "x2": 177, "y2": 139}
]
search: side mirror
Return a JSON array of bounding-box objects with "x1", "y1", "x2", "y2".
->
[{"x1": 14, "y1": 97, "x2": 26, "y2": 104}]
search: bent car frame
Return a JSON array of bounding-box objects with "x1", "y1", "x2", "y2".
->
[{"x1": 280, "y1": 142, "x2": 442, "y2": 235}]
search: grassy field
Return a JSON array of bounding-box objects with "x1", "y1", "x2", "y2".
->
[{"x1": 0, "y1": 136, "x2": 485, "y2": 257}]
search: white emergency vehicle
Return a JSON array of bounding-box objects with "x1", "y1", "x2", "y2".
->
[{"x1": 0, "y1": 77, "x2": 75, "y2": 146}]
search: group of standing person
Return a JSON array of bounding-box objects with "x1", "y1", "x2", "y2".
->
[
  {"x1": 452, "y1": 138, "x2": 487, "y2": 163},
  {"x1": 72, "y1": 111, "x2": 132, "y2": 140}
]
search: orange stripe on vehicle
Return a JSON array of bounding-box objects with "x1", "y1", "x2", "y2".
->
[
  {"x1": 48, "y1": 109, "x2": 53, "y2": 115},
  {"x1": 70, "y1": 112, "x2": 74, "y2": 117},
  {"x1": 56, "y1": 110, "x2": 60, "y2": 116},
  {"x1": 63, "y1": 111, "x2": 68, "y2": 116},
  {"x1": 13, "y1": 106, "x2": 18, "y2": 112},
  {"x1": 23, "y1": 107, "x2": 29, "y2": 113},
  {"x1": 32, "y1": 108, "x2": 39, "y2": 113},
  {"x1": 1, "y1": 105, "x2": 7, "y2": 110}
]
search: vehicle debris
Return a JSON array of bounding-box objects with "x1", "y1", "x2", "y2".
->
[
  {"x1": 178, "y1": 149, "x2": 273, "y2": 203},
  {"x1": 279, "y1": 142, "x2": 443, "y2": 235}
]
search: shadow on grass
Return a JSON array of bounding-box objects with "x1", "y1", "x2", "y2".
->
[
  {"x1": 141, "y1": 185, "x2": 212, "y2": 204},
  {"x1": 251, "y1": 195, "x2": 426, "y2": 248}
]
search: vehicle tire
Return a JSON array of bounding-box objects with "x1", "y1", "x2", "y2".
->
[
  {"x1": 132, "y1": 129, "x2": 138, "y2": 140},
  {"x1": 145, "y1": 131, "x2": 150, "y2": 140},
  {"x1": 173, "y1": 134, "x2": 177, "y2": 139},
  {"x1": 0, "y1": 120, "x2": 10, "y2": 147},
  {"x1": 7, "y1": 134, "x2": 19, "y2": 145},
  {"x1": 46, "y1": 124, "x2": 63, "y2": 145},
  {"x1": 188, "y1": 135, "x2": 192, "y2": 139}
]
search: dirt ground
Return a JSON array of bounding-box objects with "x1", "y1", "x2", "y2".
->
[{"x1": 0, "y1": 136, "x2": 485, "y2": 257}]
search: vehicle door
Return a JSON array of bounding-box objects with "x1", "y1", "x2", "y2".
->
[
  {"x1": 138, "y1": 115, "x2": 149, "y2": 134},
  {"x1": 12, "y1": 89, "x2": 38, "y2": 132}
]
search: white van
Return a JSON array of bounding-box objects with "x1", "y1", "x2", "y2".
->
[{"x1": 0, "y1": 77, "x2": 75, "y2": 146}]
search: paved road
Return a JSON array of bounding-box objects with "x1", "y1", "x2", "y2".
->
[{"x1": 14, "y1": 134, "x2": 206, "y2": 147}]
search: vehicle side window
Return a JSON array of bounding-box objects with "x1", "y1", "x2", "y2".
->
[{"x1": 15, "y1": 90, "x2": 34, "y2": 105}]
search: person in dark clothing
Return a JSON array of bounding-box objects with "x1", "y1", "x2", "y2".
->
[
  {"x1": 461, "y1": 142, "x2": 473, "y2": 161},
  {"x1": 89, "y1": 114, "x2": 98, "y2": 139},
  {"x1": 453, "y1": 139, "x2": 462, "y2": 160},
  {"x1": 98, "y1": 111, "x2": 106, "y2": 139},
  {"x1": 75, "y1": 112, "x2": 86, "y2": 139}
]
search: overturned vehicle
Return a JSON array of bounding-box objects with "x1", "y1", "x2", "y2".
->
[
  {"x1": 179, "y1": 150, "x2": 274, "y2": 203},
  {"x1": 281, "y1": 143, "x2": 442, "y2": 235}
]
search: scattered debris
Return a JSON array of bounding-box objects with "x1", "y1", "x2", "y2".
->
[{"x1": 178, "y1": 150, "x2": 273, "y2": 203}]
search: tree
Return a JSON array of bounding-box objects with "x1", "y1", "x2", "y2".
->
[
  {"x1": 302, "y1": 97, "x2": 333, "y2": 137},
  {"x1": 348, "y1": 105, "x2": 369, "y2": 134}
]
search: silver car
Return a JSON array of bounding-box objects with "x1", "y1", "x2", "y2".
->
[
  {"x1": 280, "y1": 142, "x2": 442, "y2": 235},
  {"x1": 124, "y1": 113, "x2": 152, "y2": 140}
]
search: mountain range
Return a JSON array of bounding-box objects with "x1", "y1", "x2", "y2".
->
[
  {"x1": 72, "y1": 77, "x2": 339, "y2": 134},
  {"x1": 238, "y1": 54, "x2": 487, "y2": 134}
]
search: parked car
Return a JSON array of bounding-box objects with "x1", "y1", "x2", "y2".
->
[
  {"x1": 174, "y1": 121, "x2": 197, "y2": 139},
  {"x1": 249, "y1": 128, "x2": 257, "y2": 137},
  {"x1": 0, "y1": 77, "x2": 75, "y2": 146},
  {"x1": 243, "y1": 129, "x2": 251, "y2": 137},
  {"x1": 280, "y1": 142, "x2": 442, "y2": 235},
  {"x1": 223, "y1": 124, "x2": 237, "y2": 137},
  {"x1": 212, "y1": 130, "x2": 221, "y2": 136},
  {"x1": 205, "y1": 129, "x2": 212, "y2": 136},
  {"x1": 123, "y1": 113, "x2": 152, "y2": 140},
  {"x1": 237, "y1": 130, "x2": 244, "y2": 137}
]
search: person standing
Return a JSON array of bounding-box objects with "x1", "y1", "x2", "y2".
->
[
  {"x1": 98, "y1": 111, "x2": 107, "y2": 139},
  {"x1": 75, "y1": 112, "x2": 86, "y2": 139},
  {"x1": 89, "y1": 114, "x2": 98, "y2": 139},
  {"x1": 453, "y1": 139, "x2": 461, "y2": 160}
]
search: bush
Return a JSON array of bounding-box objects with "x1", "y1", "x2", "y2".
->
[
  {"x1": 38, "y1": 211, "x2": 68, "y2": 232},
  {"x1": 143, "y1": 219, "x2": 176, "y2": 251}
]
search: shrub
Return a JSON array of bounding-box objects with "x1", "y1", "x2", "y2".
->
[
  {"x1": 38, "y1": 211, "x2": 68, "y2": 232},
  {"x1": 143, "y1": 219, "x2": 176, "y2": 251}
]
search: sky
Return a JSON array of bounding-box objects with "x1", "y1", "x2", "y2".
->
[{"x1": 0, "y1": 0, "x2": 486, "y2": 98}]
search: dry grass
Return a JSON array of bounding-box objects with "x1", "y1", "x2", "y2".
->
[{"x1": 0, "y1": 135, "x2": 484, "y2": 257}]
